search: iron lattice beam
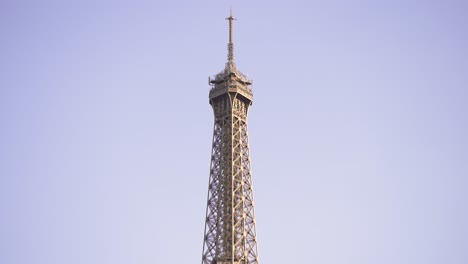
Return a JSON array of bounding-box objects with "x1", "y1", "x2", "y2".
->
[{"x1": 202, "y1": 92, "x2": 259, "y2": 264}]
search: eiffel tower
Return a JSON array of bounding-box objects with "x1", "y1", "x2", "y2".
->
[{"x1": 201, "y1": 10, "x2": 259, "y2": 264}]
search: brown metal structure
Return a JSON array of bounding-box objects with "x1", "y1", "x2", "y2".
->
[{"x1": 201, "y1": 10, "x2": 259, "y2": 264}]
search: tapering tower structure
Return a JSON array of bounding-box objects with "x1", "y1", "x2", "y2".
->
[{"x1": 201, "y1": 10, "x2": 259, "y2": 264}]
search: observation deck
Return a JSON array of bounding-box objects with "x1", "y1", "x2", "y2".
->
[{"x1": 209, "y1": 62, "x2": 253, "y2": 102}]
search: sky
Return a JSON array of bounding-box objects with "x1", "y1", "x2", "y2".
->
[{"x1": 0, "y1": 1, "x2": 467, "y2": 264}]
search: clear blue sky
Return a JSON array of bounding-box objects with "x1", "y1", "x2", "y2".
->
[{"x1": 1, "y1": 1, "x2": 467, "y2": 264}]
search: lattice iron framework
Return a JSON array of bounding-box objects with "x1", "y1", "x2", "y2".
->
[{"x1": 201, "y1": 10, "x2": 259, "y2": 264}]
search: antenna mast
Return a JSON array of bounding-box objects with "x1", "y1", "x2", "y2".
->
[{"x1": 226, "y1": 7, "x2": 236, "y2": 64}]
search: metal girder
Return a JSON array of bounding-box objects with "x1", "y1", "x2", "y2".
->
[{"x1": 202, "y1": 90, "x2": 259, "y2": 264}]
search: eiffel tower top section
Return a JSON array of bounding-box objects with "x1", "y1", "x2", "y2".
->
[{"x1": 209, "y1": 9, "x2": 253, "y2": 102}]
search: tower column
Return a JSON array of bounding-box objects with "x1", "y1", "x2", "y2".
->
[{"x1": 202, "y1": 11, "x2": 259, "y2": 264}]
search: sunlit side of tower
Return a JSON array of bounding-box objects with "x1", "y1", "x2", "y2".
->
[{"x1": 201, "y1": 10, "x2": 259, "y2": 264}]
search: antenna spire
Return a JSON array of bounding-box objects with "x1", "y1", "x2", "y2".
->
[{"x1": 226, "y1": 7, "x2": 236, "y2": 64}]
